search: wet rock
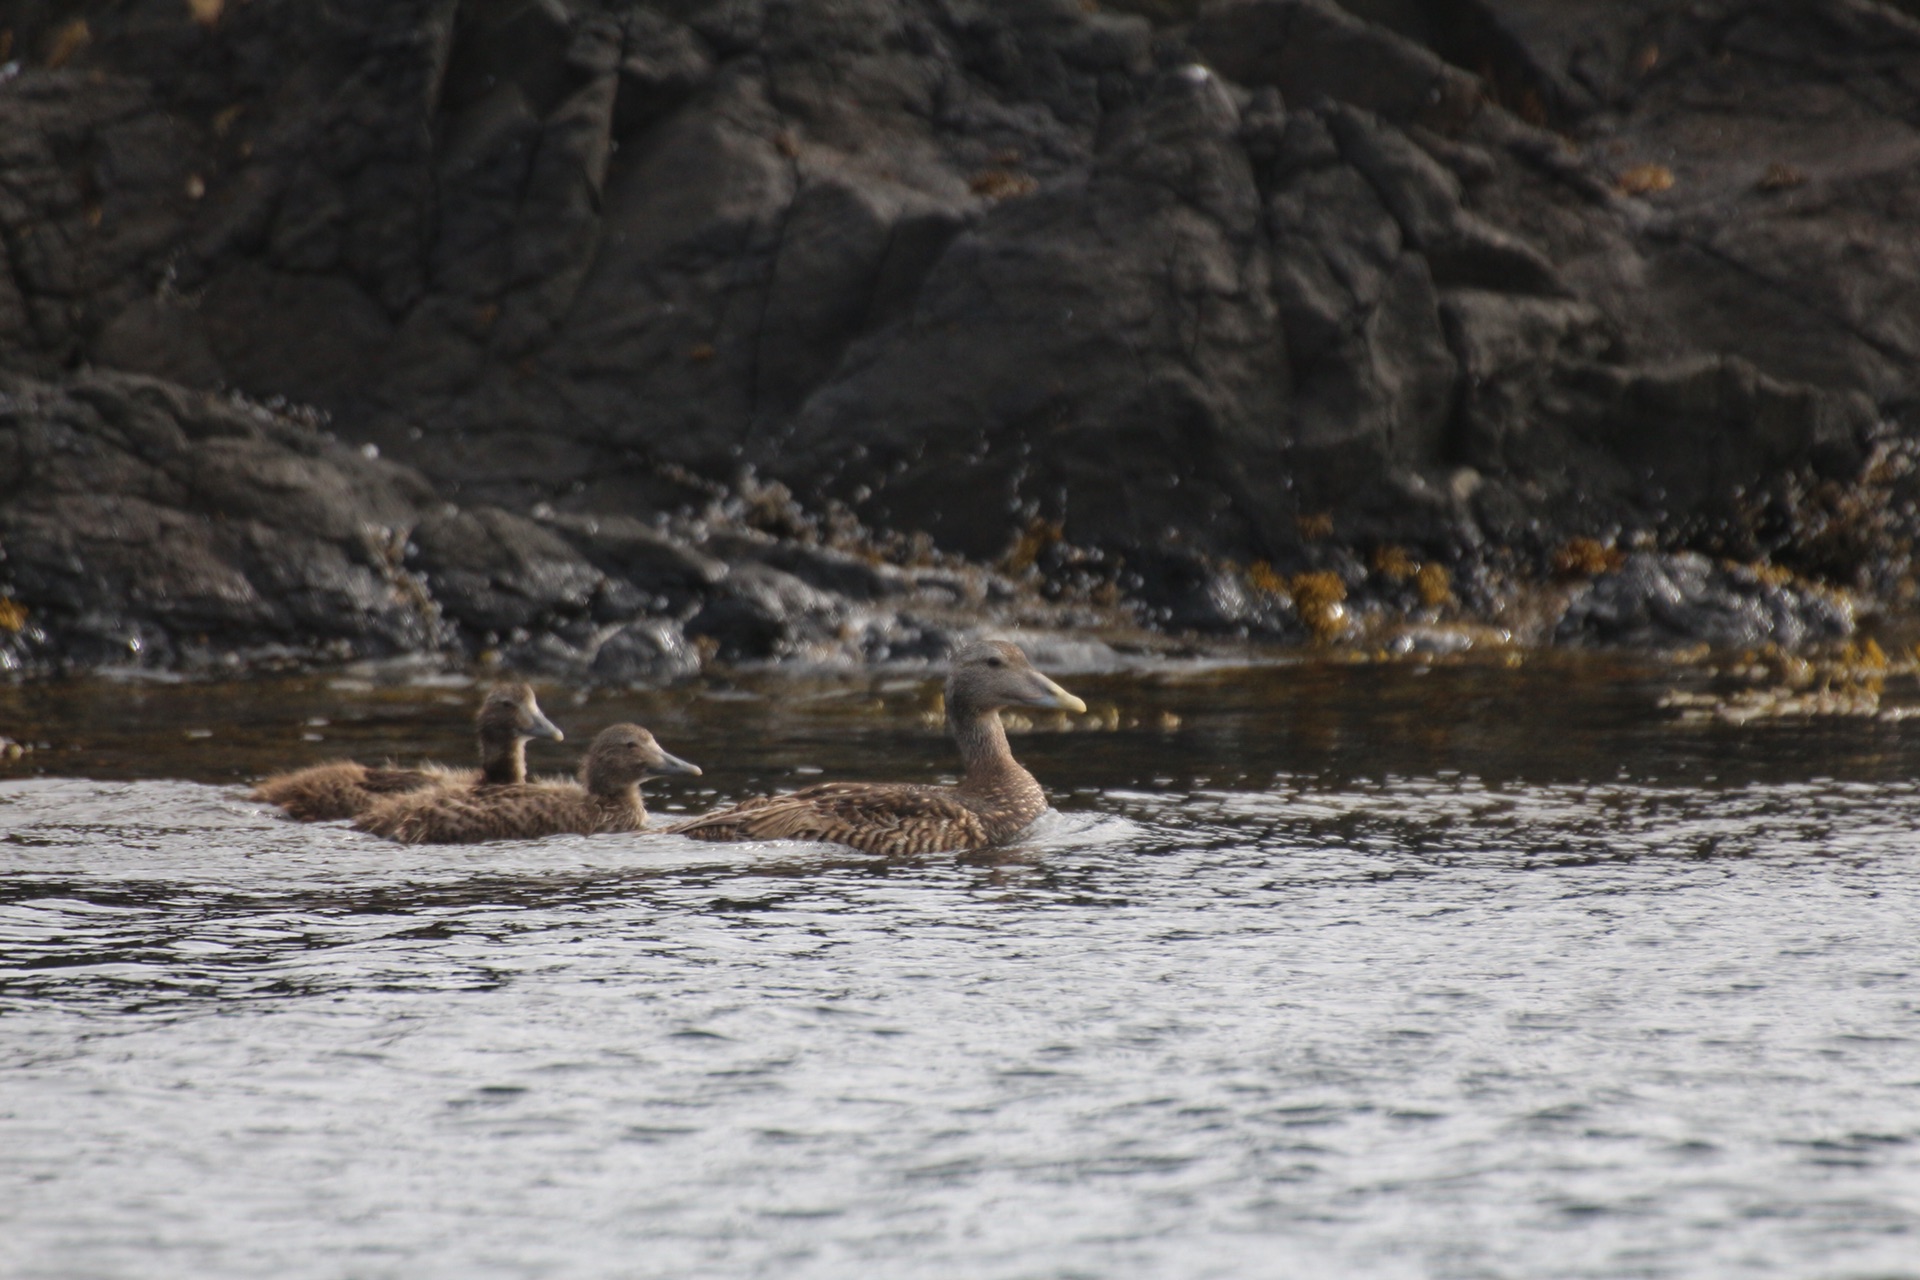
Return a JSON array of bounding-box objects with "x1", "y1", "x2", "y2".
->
[
  {"x1": 851, "y1": 613, "x2": 962, "y2": 665},
  {"x1": 588, "y1": 619, "x2": 702, "y2": 684},
  {"x1": 0, "y1": 367, "x2": 972, "y2": 680},
  {"x1": 1120, "y1": 546, "x2": 1294, "y2": 637},
  {"x1": 684, "y1": 563, "x2": 848, "y2": 663},
  {"x1": 537, "y1": 511, "x2": 728, "y2": 612},
  {"x1": 406, "y1": 506, "x2": 604, "y2": 637},
  {"x1": 0, "y1": 371, "x2": 440, "y2": 673},
  {"x1": 703, "y1": 530, "x2": 946, "y2": 603},
  {"x1": 495, "y1": 616, "x2": 701, "y2": 686},
  {"x1": 1555, "y1": 552, "x2": 1854, "y2": 650}
]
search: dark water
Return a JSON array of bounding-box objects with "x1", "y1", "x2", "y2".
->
[{"x1": 4, "y1": 653, "x2": 1920, "y2": 1279}]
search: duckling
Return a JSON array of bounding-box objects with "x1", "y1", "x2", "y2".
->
[
  {"x1": 669, "y1": 639, "x2": 1085, "y2": 855},
  {"x1": 251, "y1": 682, "x2": 564, "y2": 821},
  {"x1": 354, "y1": 723, "x2": 701, "y2": 844}
]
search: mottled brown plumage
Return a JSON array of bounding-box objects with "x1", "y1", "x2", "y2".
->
[
  {"x1": 669, "y1": 640, "x2": 1085, "y2": 854},
  {"x1": 251, "y1": 682, "x2": 564, "y2": 821},
  {"x1": 354, "y1": 723, "x2": 701, "y2": 844}
]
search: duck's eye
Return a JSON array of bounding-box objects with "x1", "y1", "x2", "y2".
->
[{"x1": 985, "y1": 656, "x2": 1004, "y2": 668}]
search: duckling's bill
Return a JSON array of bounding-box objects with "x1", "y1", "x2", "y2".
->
[{"x1": 652, "y1": 748, "x2": 702, "y2": 777}]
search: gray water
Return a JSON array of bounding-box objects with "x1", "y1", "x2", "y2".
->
[{"x1": 4, "y1": 657, "x2": 1919, "y2": 1279}]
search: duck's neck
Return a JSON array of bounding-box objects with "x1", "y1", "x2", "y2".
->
[
  {"x1": 951, "y1": 707, "x2": 1016, "y2": 781},
  {"x1": 586, "y1": 773, "x2": 645, "y2": 817},
  {"x1": 478, "y1": 733, "x2": 525, "y2": 785},
  {"x1": 949, "y1": 707, "x2": 1047, "y2": 838}
]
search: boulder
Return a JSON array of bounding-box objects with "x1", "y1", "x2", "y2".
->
[
  {"x1": 0, "y1": 371, "x2": 439, "y2": 670},
  {"x1": 406, "y1": 505, "x2": 604, "y2": 635},
  {"x1": 1555, "y1": 551, "x2": 1854, "y2": 650}
]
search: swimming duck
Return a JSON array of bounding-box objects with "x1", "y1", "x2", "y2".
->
[
  {"x1": 251, "y1": 682, "x2": 564, "y2": 821},
  {"x1": 354, "y1": 723, "x2": 701, "y2": 844},
  {"x1": 669, "y1": 639, "x2": 1085, "y2": 855}
]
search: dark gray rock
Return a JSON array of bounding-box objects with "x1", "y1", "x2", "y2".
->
[
  {"x1": 701, "y1": 529, "x2": 963, "y2": 602},
  {"x1": 1120, "y1": 545, "x2": 1297, "y2": 637},
  {"x1": 851, "y1": 613, "x2": 964, "y2": 665},
  {"x1": 407, "y1": 505, "x2": 604, "y2": 636},
  {"x1": 589, "y1": 618, "x2": 703, "y2": 684},
  {"x1": 0, "y1": 367, "x2": 939, "y2": 680},
  {"x1": 771, "y1": 63, "x2": 1299, "y2": 560},
  {"x1": 537, "y1": 511, "x2": 728, "y2": 611},
  {"x1": 496, "y1": 615, "x2": 701, "y2": 685},
  {"x1": 1323, "y1": 104, "x2": 1563, "y2": 297},
  {"x1": 1555, "y1": 551, "x2": 1854, "y2": 650},
  {"x1": 1435, "y1": 0, "x2": 1920, "y2": 403},
  {"x1": 684, "y1": 562, "x2": 847, "y2": 662},
  {"x1": 0, "y1": 371, "x2": 441, "y2": 671},
  {"x1": 1189, "y1": 0, "x2": 1483, "y2": 131}
]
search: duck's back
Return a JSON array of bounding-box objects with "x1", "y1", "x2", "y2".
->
[
  {"x1": 252, "y1": 761, "x2": 470, "y2": 822},
  {"x1": 672, "y1": 782, "x2": 995, "y2": 855},
  {"x1": 356, "y1": 781, "x2": 642, "y2": 844}
]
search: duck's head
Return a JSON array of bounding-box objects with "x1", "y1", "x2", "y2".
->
[
  {"x1": 478, "y1": 682, "x2": 565, "y2": 745},
  {"x1": 580, "y1": 723, "x2": 702, "y2": 791},
  {"x1": 945, "y1": 639, "x2": 1087, "y2": 717}
]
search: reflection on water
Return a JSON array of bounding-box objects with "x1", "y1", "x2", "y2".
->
[{"x1": 4, "y1": 657, "x2": 1920, "y2": 1279}]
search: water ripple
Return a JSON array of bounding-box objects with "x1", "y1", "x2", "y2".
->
[{"x1": 6, "y1": 667, "x2": 1920, "y2": 1279}]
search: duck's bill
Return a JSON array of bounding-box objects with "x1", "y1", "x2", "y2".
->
[
  {"x1": 1023, "y1": 672, "x2": 1087, "y2": 715},
  {"x1": 527, "y1": 709, "x2": 565, "y2": 742},
  {"x1": 651, "y1": 749, "x2": 703, "y2": 777}
]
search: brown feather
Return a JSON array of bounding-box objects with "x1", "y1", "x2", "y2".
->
[
  {"x1": 356, "y1": 780, "x2": 646, "y2": 844},
  {"x1": 355, "y1": 723, "x2": 699, "y2": 845},
  {"x1": 670, "y1": 640, "x2": 1080, "y2": 855},
  {"x1": 252, "y1": 683, "x2": 562, "y2": 822},
  {"x1": 675, "y1": 782, "x2": 993, "y2": 855},
  {"x1": 250, "y1": 761, "x2": 469, "y2": 822}
]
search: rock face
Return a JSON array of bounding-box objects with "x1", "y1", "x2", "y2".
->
[
  {"x1": 0, "y1": 371, "x2": 442, "y2": 671},
  {"x1": 0, "y1": 370, "x2": 1002, "y2": 677},
  {"x1": 4, "y1": 0, "x2": 1920, "y2": 666}
]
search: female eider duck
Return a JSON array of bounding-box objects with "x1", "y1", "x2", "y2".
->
[
  {"x1": 669, "y1": 639, "x2": 1085, "y2": 855},
  {"x1": 355, "y1": 723, "x2": 700, "y2": 844},
  {"x1": 251, "y1": 682, "x2": 564, "y2": 821}
]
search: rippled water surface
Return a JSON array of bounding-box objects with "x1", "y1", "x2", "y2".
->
[{"x1": 4, "y1": 656, "x2": 1920, "y2": 1279}]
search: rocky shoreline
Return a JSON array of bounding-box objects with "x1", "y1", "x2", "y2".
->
[
  {"x1": 5, "y1": 0, "x2": 1920, "y2": 678},
  {"x1": 0, "y1": 366, "x2": 1871, "y2": 681}
]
